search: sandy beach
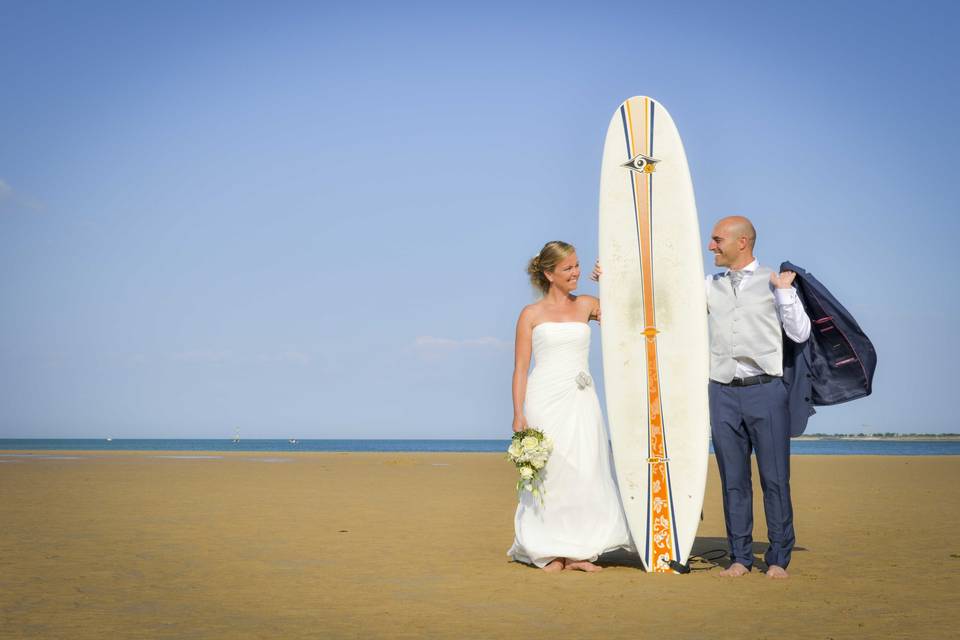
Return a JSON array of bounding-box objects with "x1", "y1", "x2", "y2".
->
[{"x1": 1, "y1": 451, "x2": 957, "y2": 639}]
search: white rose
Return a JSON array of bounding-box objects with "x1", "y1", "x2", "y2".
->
[
  {"x1": 507, "y1": 442, "x2": 523, "y2": 458},
  {"x1": 519, "y1": 465, "x2": 534, "y2": 480},
  {"x1": 531, "y1": 457, "x2": 545, "y2": 470},
  {"x1": 521, "y1": 436, "x2": 539, "y2": 450}
]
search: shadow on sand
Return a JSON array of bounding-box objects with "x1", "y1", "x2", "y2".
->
[{"x1": 596, "y1": 537, "x2": 808, "y2": 572}]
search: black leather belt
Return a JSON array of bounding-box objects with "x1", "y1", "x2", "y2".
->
[{"x1": 714, "y1": 375, "x2": 776, "y2": 387}]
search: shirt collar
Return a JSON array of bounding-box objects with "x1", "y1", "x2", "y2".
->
[{"x1": 726, "y1": 258, "x2": 759, "y2": 276}]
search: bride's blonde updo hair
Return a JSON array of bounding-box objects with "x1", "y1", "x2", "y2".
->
[{"x1": 527, "y1": 240, "x2": 575, "y2": 295}]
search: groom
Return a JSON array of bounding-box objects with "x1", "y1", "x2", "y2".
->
[
  {"x1": 705, "y1": 215, "x2": 810, "y2": 579},
  {"x1": 592, "y1": 215, "x2": 811, "y2": 577}
]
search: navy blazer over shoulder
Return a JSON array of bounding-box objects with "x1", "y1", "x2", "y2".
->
[{"x1": 779, "y1": 261, "x2": 878, "y2": 436}]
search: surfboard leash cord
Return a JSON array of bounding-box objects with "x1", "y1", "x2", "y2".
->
[{"x1": 669, "y1": 549, "x2": 727, "y2": 574}]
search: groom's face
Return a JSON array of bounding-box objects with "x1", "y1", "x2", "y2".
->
[{"x1": 708, "y1": 224, "x2": 743, "y2": 268}]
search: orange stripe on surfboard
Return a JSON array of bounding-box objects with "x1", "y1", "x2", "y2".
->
[{"x1": 625, "y1": 97, "x2": 677, "y2": 572}]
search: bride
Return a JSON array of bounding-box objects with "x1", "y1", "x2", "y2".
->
[{"x1": 507, "y1": 240, "x2": 632, "y2": 572}]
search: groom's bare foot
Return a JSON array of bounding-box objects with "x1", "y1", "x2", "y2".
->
[
  {"x1": 542, "y1": 559, "x2": 564, "y2": 573},
  {"x1": 766, "y1": 565, "x2": 789, "y2": 579},
  {"x1": 564, "y1": 560, "x2": 603, "y2": 572},
  {"x1": 719, "y1": 562, "x2": 750, "y2": 577}
]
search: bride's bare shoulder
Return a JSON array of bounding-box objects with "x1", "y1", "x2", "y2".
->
[{"x1": 518, "y1": 302, "x2": 543, "y2": 326}]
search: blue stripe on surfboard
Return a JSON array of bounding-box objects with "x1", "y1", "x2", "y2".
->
[
  {"x1": 619, "y1": 106, "x2": 640, "y2": 254},
  {"x1": 623, "y1": 102, "x2": 653, "y2": 569},
  {"x1": 645, "y1": 462, "x2": 652, "y2": 568},
  {"x1": 666, "y1": 466, "x2": 681, "y2": 561},
  {"x1": 619, "y1": 105, "x2": 630, "y2": 152}
]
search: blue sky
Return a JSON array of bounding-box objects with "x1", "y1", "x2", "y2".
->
[{"x1": 1, "y1": 1, "x2": 956, "y2": 437}]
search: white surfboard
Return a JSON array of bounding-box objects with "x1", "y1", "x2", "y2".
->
[{"x1": 598, "y1": 96, "x2": 710, "y2": 573}]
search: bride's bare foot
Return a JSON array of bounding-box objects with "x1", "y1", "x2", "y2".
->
[
  {"x1": 766, "y1": 565, "x2": 789, "y2": 579},
  {"x1": 719, "y1": 562, "x2": 750, "y2": 577},
  {"x1": 542, "y1": 559, "x2": 564, "y2": 573},
  {"x1": 564, "y1": 560, "x2": 603, "y2": 572}
]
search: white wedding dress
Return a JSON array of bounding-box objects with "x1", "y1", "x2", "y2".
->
[{"x1": 508, "y1": 322, "x2": 632, "y2": 567}]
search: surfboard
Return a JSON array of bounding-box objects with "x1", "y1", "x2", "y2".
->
[{"x1": 598, "y1": 96, "x2": 710, "y2": 573}]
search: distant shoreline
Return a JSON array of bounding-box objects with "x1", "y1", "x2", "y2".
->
[
  {"x1": 2, "y1": 437, "x2": 960, "y2": 456},
  {"x1": 2, "y1": 435, "x2": 958, "y2": 441},
  {"x1": 795, "y1": 435, "x2": 960, "y2": 441}
]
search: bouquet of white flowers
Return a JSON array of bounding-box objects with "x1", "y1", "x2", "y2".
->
[{"x1": 507, "y1": 428, "x2": 554, "y2": 504}]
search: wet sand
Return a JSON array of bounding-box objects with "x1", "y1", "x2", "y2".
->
[{"x1": 1, "y1": 452, "x2": 957, "y2": 639}]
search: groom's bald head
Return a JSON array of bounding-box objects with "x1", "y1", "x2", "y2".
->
[
  {"x1": 708, "y1": 215, "x2": 757, "y2": 269},
  {"x1": 717, "y1": 216, "x2": 756, "y2": 249}
]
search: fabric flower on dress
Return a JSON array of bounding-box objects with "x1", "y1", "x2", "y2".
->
[{"x1": 576, "y1": 371, "x2": 593, "y2": 390}]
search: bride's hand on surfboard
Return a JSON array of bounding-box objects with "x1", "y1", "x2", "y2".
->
[
  {"x1": 770, "y1": 270, "x2": 797, "y2": 289},
  {"x1": 590, "y1": 260, "x2": 603, "y2": 282},
  {"x1": 512, "y1": 415, "x2": 528, "y2": 433}
]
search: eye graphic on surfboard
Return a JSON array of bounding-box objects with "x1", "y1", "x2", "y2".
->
[{"x1": 622, "y1": 152, "x2": 660, "y2": 174}]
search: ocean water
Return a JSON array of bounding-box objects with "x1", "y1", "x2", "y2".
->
[{"x1": 1, "y1": 438, "x2": 959, "y2": 455}]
